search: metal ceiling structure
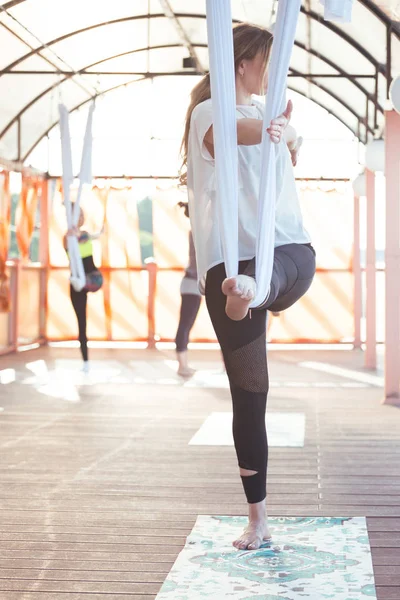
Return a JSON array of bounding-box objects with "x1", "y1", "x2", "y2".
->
[{"x1": 0, "y1": 0, "x2": 399, "y2": 165}]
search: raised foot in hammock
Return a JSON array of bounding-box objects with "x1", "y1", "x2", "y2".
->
[{"x1": 222, "y1": 275, "x2": 256, "y2": 321}]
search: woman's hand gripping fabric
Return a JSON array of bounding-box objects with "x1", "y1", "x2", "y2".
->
[{"x1": 267, "y1": 100, "x2": 293, "y2": 144}]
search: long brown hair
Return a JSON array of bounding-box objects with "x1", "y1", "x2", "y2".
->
[{"x1": 179, "y1": 23, "x2": 273, "y2": 186}]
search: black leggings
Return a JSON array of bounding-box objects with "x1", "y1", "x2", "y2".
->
[
  {"x1": 70, "y1": 286, "x2": 88, "y2": 362},
  {"x1": 175, "y1": 294, "x2": 202, "y2": 352},
  {"x1": 205, "y1": 243, "x2": 316, "y2": 504}
]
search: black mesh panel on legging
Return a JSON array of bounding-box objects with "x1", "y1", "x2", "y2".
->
[
  {"x1": 204, "y1": 245, "x2": 316, "y2": 504},
  {"x1": 225, "y1": 332, "x2": 269, "y2": 394},
  {"x1": 205, "y1": 262, "x2": 269, "y2": 504},
  {"x1": 232, "y1": 389, "x2": 268, "y2": 504}
]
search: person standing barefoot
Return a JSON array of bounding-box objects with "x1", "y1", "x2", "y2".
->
[
  {"x1": 180, "y1": 23, "x2": 315, "y2": 550},
  {"x1": 175, "y1": 202, "x2": 201, "y2": 378}
]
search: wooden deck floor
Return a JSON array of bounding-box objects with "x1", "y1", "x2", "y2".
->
[{"x1": 0, "y1": 346, "x2": 399, "y2": 599}]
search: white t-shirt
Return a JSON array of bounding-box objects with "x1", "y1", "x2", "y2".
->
[{"x1": 187, "y1": 97, "x2": 311, "y2": 293}]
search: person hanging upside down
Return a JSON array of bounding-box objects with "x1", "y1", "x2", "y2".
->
[
  {"x1": 181, "y1": 23, "x2": 315, "y2": 551},
  {"x1": 63, "y1": 207, "x2": 103, "y2": 373}
]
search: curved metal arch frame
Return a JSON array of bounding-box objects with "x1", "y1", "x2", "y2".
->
[
  {"x1": 1, "y1": 0, "x2": 29, "y2": 7},
  {"x1": 360, "y1": 0, "x2": 400, "y2": 34},
  {"x1": 0, "y1": 43, "x2": 194, "y2": 140},
  {"x1": 289, "y1": 84, "x2": 360, "y2": 137},
  {"x1": 24, "y1": 72, "x2": 360, "y2": 165},
  {"x1": 23, "y1": 75, "x2": 145, "y2": 162},
  {"x1": 300, "y1": 6, "x2": 394, "y2": 75},
  {"x1": 2, "y1": 0, "x2": 398, "y2": 34},
  {"x1": 290, "y1": 87, "x2": 358, "y2": 136},
  {"x1": 0, "y1": 36, "x2": 379, "y2": 148},
  {"x1": 1, "y1": 9, "x2": 398, "y2": 76},
  {"x1": 293, "y1": 41, "x2": 383, "y2": 112},
  {"x1": 289, "y1": 67, "x2": 374, "y2": 136},
  {"x1": 0, "y1": 4, "x2": 395, "y2": 157},
  {"x1": 2, "y1": 14, "x2": 200, "y2": 73}
]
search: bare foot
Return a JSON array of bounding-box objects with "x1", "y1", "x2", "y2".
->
[
  {"x1": 178, "y1": 366, "x2": 196, "y2": 378},
  {"x1": 176, "y1": 351, "x2": 196, "y2": 378},
  {"x1": 82, "y1": 361, "x2": 90, "y2": 374},
  {"x1": 233, "y1": 520, "x2": 272, "y2": 551},
  {"x1": 233, "y1": 494, "x2": 271, "y2": 551},
  {"x1": 221, "y1": 275, "x2": 256, "y2": 321}
]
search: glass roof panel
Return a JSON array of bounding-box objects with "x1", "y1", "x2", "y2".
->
[
  {"x1": 367, "y1": 1, "x2": 400, "y2": 20},
  {"x1": 149, "y1": 15, "x2": 183, "y2": 47},
  {"x1": 19, "y1": 74, "x2": 145, "y2": 160},
  {"x1": 313, "y1": 76, "x2": 368, "y2": 118},
  {"x1": 148, "y1": 47, "x2": 188, "y2": 72},
  {"x1": 6, "y1": 0, "x2": 151, "y2": 44},
  {"x1": 355, "y1": 75, "x2": 377, "y2": 95},
  {"x1": 289, "y1": 78, "x2": 359, "y2": 135},
  {"x1": 85, "y1": 52, "x2": 150, "y2": 74},
  {"x1": 291, "y1": 45, "x2": 339, "y2": 75},
  {"x1": 91, "y1": 80, "x2": 153, "y2": 140},
  {"x1": 54, "y1": 77, "x2": 92, "y2": 111},
  {"x1": 296, "y1": 12, "x2": 375, "y2": 75},
  {"x1": 310, "y1": 0, "x2": 388, "y2": 64},
  {"x1": 0, "y1": 72, "x2": 58, "y2": 131},
  {"x1": 14, "y1": 54, "x2": 56, "y2": 71},
  {"x1": 0, "y1": 122, "x2": 18, "y2": 161},
  {"x1": 195, "y1": 47, "x2": 209, "y2": 71},
  {"x1": 48, "y1": 20, "x2": 154, "y2": 72},
  {"x1": 233, "y1": 0, "x2": 275, "y2": 26},
  {"x1": 392, "y1": 34, "x2": 400, "y2": 75},
  {"x1": 20, "y1": 100, "x2": 53, "y2": 158},
  {"x1": 29, "y1": 48, "x2": 77, "y2": 74},
  {"x1": 0, "y1": 20, "x2": 33, "y2": 69},
  {"x1": 287, "y1": 88, "x2": 355, "y2": 139},
  {"x1": 90, "y1": 74, "x2": 142, "y2": 93},
  {"x1": 178, "y1": 17, "x2": 208, "y2": 45},
  {"x1": 0, "y1": 0, "x2": 398, "y2": 167},
  {"x1": 166, "y1": 0, "x2": 206, "y2": 14},
  {"x1": 85, "y1": 46, "x2": 193, "y2": 77},
  {"x1": 0, "y1": 11, "x2": 41, "y2": 52},
  {"x1": 25, "y1": 75, "x2": 360, "y2": 178}
]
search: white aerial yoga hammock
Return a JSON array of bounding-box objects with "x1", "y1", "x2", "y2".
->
[
  {"x1": 205, "y1": 0, "x2": 353, "y2": 308},
  {"x1": 59, "y1": 101, "x2": 95, "y2": 292}
]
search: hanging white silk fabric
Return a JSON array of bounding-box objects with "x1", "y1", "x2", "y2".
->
[
  {"x1": 206, "y1": 0, "x2": 301, "y2": 307},
  {"x1": 205, "y1": 0, "x2": 239, "y2": 281},
  {"x1": 205, "y1": 0, "x2": 353, "y2": 307},
  {"x1": 320, "y1": 0, "x2": 353, "y2": 22},
  {"x1": 59, "y1": 101, "x2": 95, "y2": 292}
]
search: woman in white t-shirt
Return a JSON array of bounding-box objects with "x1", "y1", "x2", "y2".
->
[{"x1": 180, "y1": 23, "x2": 316, "y2": 551}]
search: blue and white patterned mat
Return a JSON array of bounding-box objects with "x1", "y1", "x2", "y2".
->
[{"x1": 156, "y1": 516, "x2": 376, "y2": 600}]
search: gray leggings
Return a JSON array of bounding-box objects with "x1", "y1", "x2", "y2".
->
[
  {"x1": 247, "y1": 242, "x2": 316, "y2": 312},
  {"x1": 205, "y1": 242, "x2": 316, "y2": 504}
]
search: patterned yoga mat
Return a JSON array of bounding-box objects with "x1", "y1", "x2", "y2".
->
[{"x1": 156, "y1": 516, "x2": 376, "y2": 600}]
